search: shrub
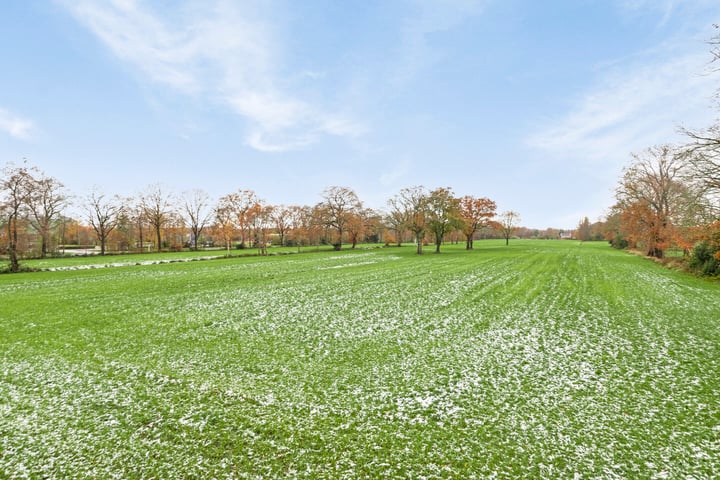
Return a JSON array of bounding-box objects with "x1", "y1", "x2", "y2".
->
[
  {"x1": 610, "y1": 234, "x2": 628, "y2": 250},
  {"x1": 689, "y1": 241, "x2": 720, "y2": 276}
]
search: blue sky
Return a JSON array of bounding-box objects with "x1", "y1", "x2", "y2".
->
[{"x1": 1, "y1": 0, "x2": 718, "y2": 229}]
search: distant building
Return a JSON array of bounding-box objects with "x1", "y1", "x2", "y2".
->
[{"x1": 559, "y1": 231, "x2": 574, "y2": 240}]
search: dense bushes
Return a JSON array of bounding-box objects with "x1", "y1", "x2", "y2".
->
[
  {"x1": 689, "y1": 241, "x2": 720, "y2": 277},
  {"x1": 610, "y1": 234, "x2": 629, "y2": 250}
]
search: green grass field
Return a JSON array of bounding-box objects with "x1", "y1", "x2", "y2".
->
[
  {"x1": 20, "y1": 244, "x2": 336, "y2": 271},
  {"x1": 1, "y1": 240, "x2": 719, "y2": 478}
]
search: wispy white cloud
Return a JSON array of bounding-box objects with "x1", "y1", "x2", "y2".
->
[
  {"x1": 392, "y1": 0, "x2": 486, "y2": 84},
  {"x1": 614, "y1": 0, "x2": 719, "y2": 29},
  {"x1": 615, "y1": 0, "x2": 677, "y2": 26},
  {"x1": 0, "y1": 108, "x2": 33, "y2": 140},
  {"x1": 244, "y1": 130, "x2": 314, "y2": 153},
  {"x1": 57, "y1": 0, "x2": 364, "y2": 152},
  {"x1": 526, "y1": 47, "x2": 718, "y2": 165}
]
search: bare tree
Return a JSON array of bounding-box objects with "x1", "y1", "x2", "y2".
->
[
  {"x1": 498, "y1": 210, "x2": 521, "y2": 246},
  {"x1": 141, "y1": 184, "x2": 174, "y2": 252},
  {"x1": 180, "y1": 189, "x2": 213, "y2": 250},
  {"x1": 1, "y1": 162, "x2": 34, "y2": 272},
  {"x1": 227, "y1": 190, "x2": 259, "y2": 249},
  {"x1": 86, "y1": 189, "x2": 124, "y2": 255},
  {"x1": 26, "y1": 171, "x2": 69, "y2": 258},
  {"x1": 320, "y1": 186, "x2": 362, "y2": 250},
  {"x1": 249, "y1": 201, "x2": 273, "y2": 255},
  {"x1": 385, "y1": 197, "x2": 410, "y2": 247},
  {"x1": 683, "y1": 126, "x2": 720, "y2": 200},
  {"x1": 614, "y1": 145, "x2": 691, "y2": 258},
  {"x1": 390, "y1": 186, "x2": 429, "y2": 254},
  {"x1": 682, "y1": 25, "x2": 720, "y2": 210},
  {"x1": 214, "y1": 195, "x2": 237, "y2": 255},
  {"x1": 129, "y1": 198, "x2": 148, "y2": 252},
  {"x1": 271, "y1": 205, "x2": 293, "y2": 247}
]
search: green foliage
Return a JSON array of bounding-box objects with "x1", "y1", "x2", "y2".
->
[
  {"x1": 610, "y1": 234, "x2": 629, "y2": 249},
  {"x1": 689, "y1": 241, "x2": 720, "y2": 276},
  {"x1": 1, "y1": 241, "x2": 719, "y2": 478}
]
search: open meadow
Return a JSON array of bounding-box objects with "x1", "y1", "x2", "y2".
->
[{"x1": 1, "y1": 240, "x2": 719, "y2": 478}]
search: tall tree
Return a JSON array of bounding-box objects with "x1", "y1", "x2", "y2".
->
[
  {"x1": 1, "y1": 162, "x2": 34, "y2": 272},
  {"x1": 224, "y1": 190, "x2": 258, "y2": 248},
  {"x1": 390, "y1": 186, "x2": 429, "y2": 254},
  {"x1": 682, "y1": 25, "x2": 720, "y2": 216},
  {"x1": 345, "y1": 208, "x2": 379, "y2": 249},
  {"x1": 271, "y1": 205, "x2": 293, "y2": 247},
  {"x1": 458, "y1": 195, "x2": 496, "y2": 249},
  {"x1": 248, "y1": 201, "x2": 273, "y2": 255},
  {"x1": 130, "y1": 199, "x2": 148, "y2": 252},
  {"x1": 26, "y1": 170, "x2": 68, "y2": 258},
  {"x1": 576, "y1": 216, "x2": 592, "y2": 241},
  {"x1": 320, "y1": 186, "x2": 362, "y2": 250},
  {"x1": 498, "y1": 210, "x2": 521, "y2": 246},
  {"x1": 385, "y1": 197, "x2": 409, "y2": 247},
  {"x1": 289, "y1": 205, "x2": 319, "y2": 251},
  {"x1": 86, "y1": 189, "x2": 123, "y2": 255},
  {"x1": 214, "y1": 195, "x2": 237, "y2": 254},
  {"x1": 180, "y1": 189, "x2": 213, "y2": 250},
  {"x1": 614, "y1": 145, "x2": 691, "y2": 258},
  {"x1": 363, "y1": 209, "x2": 384, "y2": 244},
  {"x1": 427, "y1": 187, "x2": 460, "y2": 253},
  {"x1": 683, "y1": 128, "x2": 720, "y2": 213},
  {"x1": 141, "y1": 184, "x2": 174, "y2": 252}
]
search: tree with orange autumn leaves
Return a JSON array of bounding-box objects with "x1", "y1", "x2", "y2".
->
[
  {"x1": 612, "y1": 144, "x2": 713, "y2": 259},
  {"x1": 458, "y1": 195, "x2": 496, "y2": 249},
  {"x1": 320, "y1": 186, "x2": 362, "y2": 251},
  {"x1": 603, "y1": 29, "x2": 720, "y2": 271}
]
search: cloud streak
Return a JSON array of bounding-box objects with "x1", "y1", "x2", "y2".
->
[
  {"x1": 392, "y1": 0, "x2": 486, "y2": 85},
  {"x1": 58, "y1": 0, "x2": 364, "y2": 152},
  {"x1": 0, "y1": 108, "x2": 33, "y2": 140},
  {"x1": 526, "y1": 48, "x2": 717, "y2": 165}
]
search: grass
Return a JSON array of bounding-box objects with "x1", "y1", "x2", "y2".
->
[
  {"x1": 1, "y1": 240, "x2": 719, "y2": 478},
  {"x1": 18, "y1": 244, "x2": 344, "y2": 270}
]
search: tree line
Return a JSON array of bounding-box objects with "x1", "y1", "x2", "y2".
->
[
  {"x1": 1, "y1": 164, "x2": 528, "y2": 272},
  {"x1": 603, "y1": 27, "x2": 720, "y2": 276}
]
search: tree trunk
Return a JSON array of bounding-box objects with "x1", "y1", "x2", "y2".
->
[
  {"x1": 9, "y1": 249, "x2": 19, "y2": 273},
  {"x1": 155, "y1": 227, "x2": 162, "y2": 252},
  {"x1": 335, "y1": 228, "x2": 343, "y2": 250},
  {"x1": 415, "y1": 233, "x2": 423, "y2": 254},
  {"x1": 40, "y1": 234, "x2": 48, "y2": 259},
  {"x1": 8, "y1": 219, "x2": 19, "y2": 273},
  {"x1": 137, "y1": 220, "x2": 144, "y2": 253},
  {"x1": 465, "y1": 234, "x2": 473, "y2": 250},
  {"x1": 192, "y1": 229, "x2": 199, "y2": 250}
]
